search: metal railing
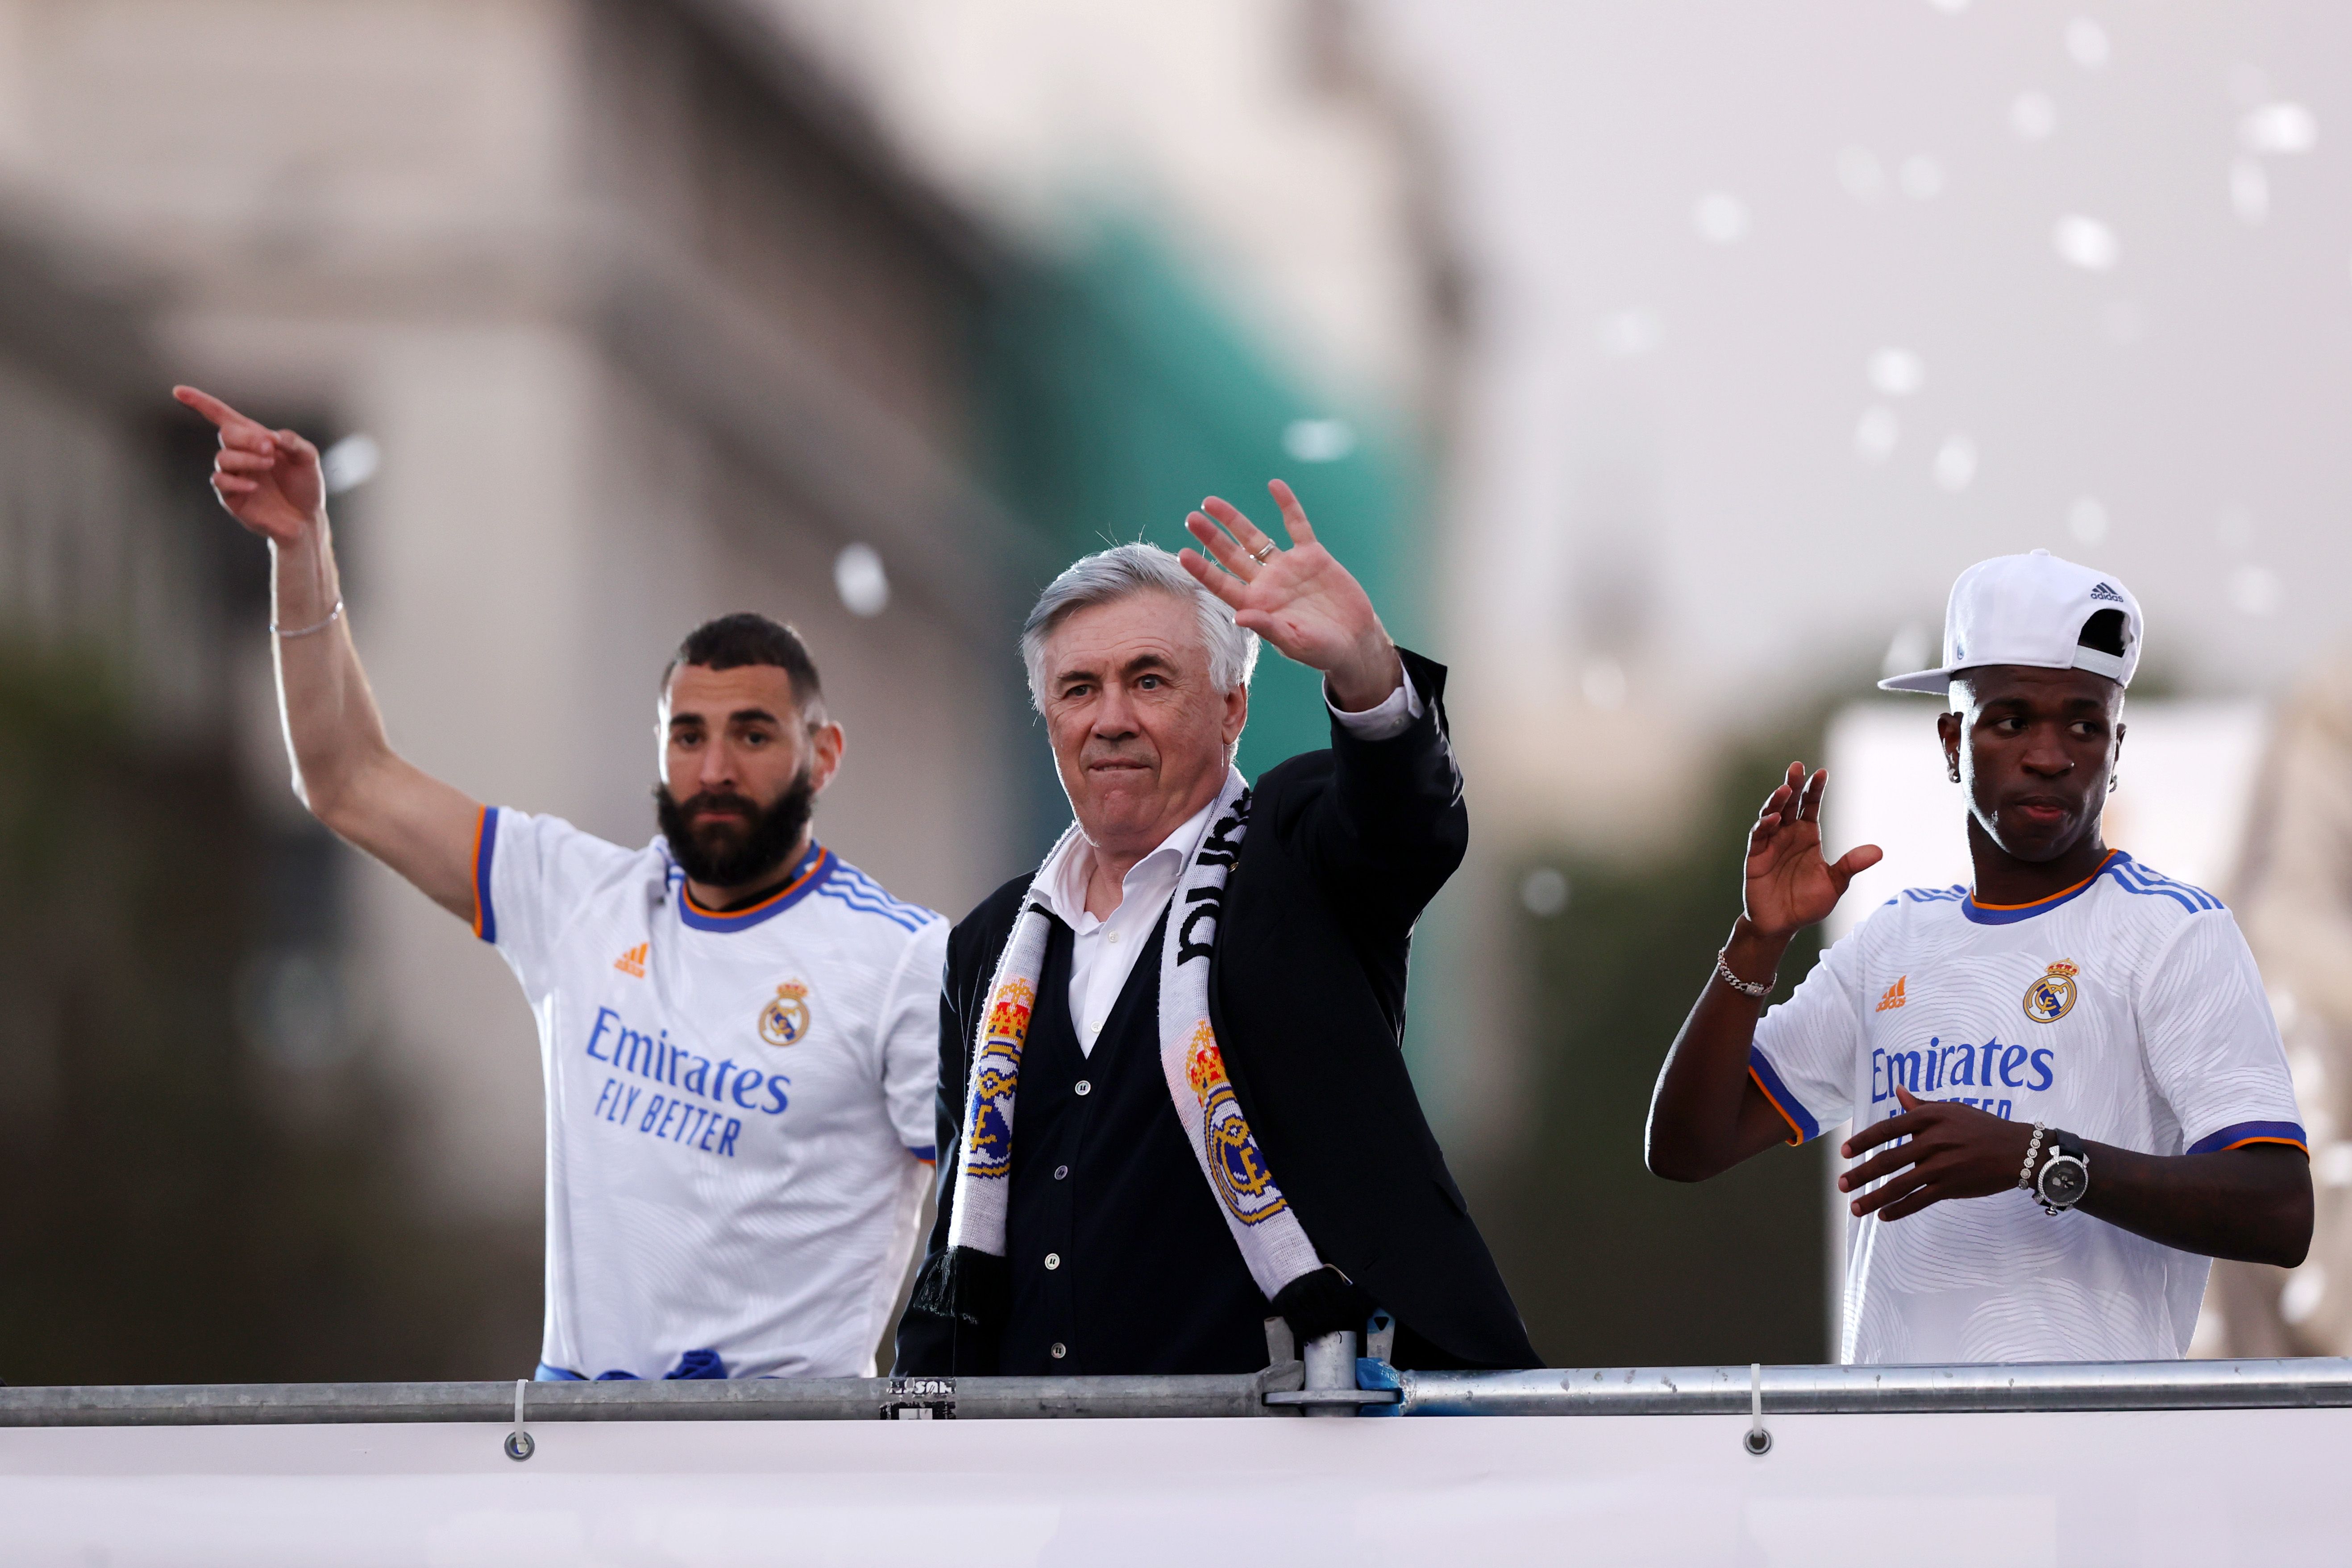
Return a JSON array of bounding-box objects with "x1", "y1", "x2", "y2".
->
[
  {"x1": 6, "y1": 1356, "x2": 2350, "y2": 1429},
  {"x1": 1397, "y1": 1356, "x2": 2352, "y2": 1417}
]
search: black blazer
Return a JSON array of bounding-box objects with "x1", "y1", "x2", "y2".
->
[{"x1": 899, "y1": 651, "x2": 1538, "y2": 1371}]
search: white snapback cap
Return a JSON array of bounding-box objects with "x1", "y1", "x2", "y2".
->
[{"x1": 1880, "y1": 549, "x2": 2142, "y2": 695}]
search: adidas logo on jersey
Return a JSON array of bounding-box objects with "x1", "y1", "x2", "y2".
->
[
  {"x1": 1875, "y1": 976, "x2": 1907, "y2": 1013},
  {"x1": 613, "y1": 942, "x2": 648, "y2": 978}
]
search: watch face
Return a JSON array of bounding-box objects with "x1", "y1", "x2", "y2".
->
[{"x1": 2040, "y1": 1156, "x2": 2090, "y2": 1207}]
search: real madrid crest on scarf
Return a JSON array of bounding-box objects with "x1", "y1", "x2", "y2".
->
[
  {"x1": 966, "y1": 978, "x2": 1033, "y2": 1178},
  {"x1": 939, "y1": 769, "x2": 1322, "y2": 1302},
  {"x1": 1184, "y1": 1027, "x2": 1288, "y2": 1226}
]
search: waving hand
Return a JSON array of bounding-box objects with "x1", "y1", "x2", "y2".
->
[
  {"x1": 1179, "y1": 480, "x2": 1401, "y2": 711},
  {"x1": 1745, "y1": 762, "x2": 1882, "y2": 939}
]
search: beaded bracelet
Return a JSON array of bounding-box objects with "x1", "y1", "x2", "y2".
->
[{"x1": 2018, "y1": 1121, "x2": 2049, "y2": 1192}]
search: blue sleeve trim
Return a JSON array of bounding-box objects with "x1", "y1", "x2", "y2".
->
[
  {"x1": 1747, "y1": 1047, "x2": 1821, "y2": 1144},
  {"x1": 533, "y1": 1361, "x2": 585, "y2": 1381},
  {"x1": 473, "y1": 806, "x2": 500, "y2": 945},
  {"x1": 2188, "y1": 1119, "x2": 2309, "y2": 1155},
  {"x1": 907, "y1": 1144, "x2": 937, "y2": 1164}
]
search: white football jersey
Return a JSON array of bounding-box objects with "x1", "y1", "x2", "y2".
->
[
  {"x1": 1751, "y1": 851, "x2": 2305, "y2": 1365},
  {"x1": 474, "y1": 807, "x2": 946, "y2": 1381}
]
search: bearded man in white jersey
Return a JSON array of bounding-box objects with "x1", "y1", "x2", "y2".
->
[
  {"x1": 1647, "y1": 550, "x2": 2311, "y2": 1364},
  {"x1": 177, "y1": 385, "x2": 945, "y2": 1381}
]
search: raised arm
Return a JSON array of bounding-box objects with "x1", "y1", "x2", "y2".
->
[
  {"x1": 174, "y1": 386, "x2": 482, "y2": 922},
  {"x1": 1178, "y1": 482, "x2": 1462, "y2": 907},
  {"x1": 1647, "y1": 763, "x2": 1882, "y2": 1181}
]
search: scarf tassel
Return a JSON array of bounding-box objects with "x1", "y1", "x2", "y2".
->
[{"x1": 908, "y1": 1243, "x2": 1008, "y2": 1333}]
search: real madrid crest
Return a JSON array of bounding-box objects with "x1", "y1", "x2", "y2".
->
[
  {"x1": 2023, "y1": 961, "x2": 2079, "y2": 1025},
  {"x1": 760, "y1": 980, "x2": 813, "y2": 1047},
  {"x1": 1182, "y1": 1025, "x2": 1289, "y2": 1228}
]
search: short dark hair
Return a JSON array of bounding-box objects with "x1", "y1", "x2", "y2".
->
[
  {"x1": 662, "y1": 613, "x2": 825, "y2": 720},
  {"x1": 2078, "y1": 608, "x2": 2127, "y2": 658}
]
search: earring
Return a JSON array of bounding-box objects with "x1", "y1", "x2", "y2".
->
[
  {"x1": 2109, "y1": 775, "x2": 2119, "y2": 794},
  {"x1": 1948, "y1": 763, "x2": 1961, "y2": 783}
]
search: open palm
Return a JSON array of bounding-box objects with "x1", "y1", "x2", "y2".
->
[
  {"x1": 1177, "y1": 480, "x2": 1393, "y2": 705},
  {"x1": 1745, "y1": 762, "x2": 1883, "y2": 939},
  {"x1": 173, "y1": 385, "x2": 325, "y2": 546}
]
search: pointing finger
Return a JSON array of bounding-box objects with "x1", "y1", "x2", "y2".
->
[
  {"x1": 173, "y1": 384, "x2": 237, "y2": 426},
  {"x1": 176, "y1": 385, "x2": 273, "y2": 451}
]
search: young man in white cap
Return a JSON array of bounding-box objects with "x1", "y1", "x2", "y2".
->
[{"x1": 1646, "y1": 550, "x2": 2312, "y2": 1363}]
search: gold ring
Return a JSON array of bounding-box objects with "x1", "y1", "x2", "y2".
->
[{"x1": 1249, "y1": 541, "x2": 1276, "y2": 564}]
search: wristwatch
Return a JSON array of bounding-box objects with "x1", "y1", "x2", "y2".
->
[{"x1": 2034, "y1": 1128, "x2": 2091, "y2": 1215}]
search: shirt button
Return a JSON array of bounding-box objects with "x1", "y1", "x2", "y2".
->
[
  {"x1": 1051, "y1": 1342, "x2": 1067, "y2": 1360},
  {"x1": 1107, "y1": 929, "x2": 1122, "y2": 944},
  {"x1": 1074, "y1": 1080, "x2": 1092, "y2": 1097},
  {"x1": 1054, "y1": 1165, "x2": 1069, "y2": 1181},
  {"x1": 1044, "y1": 1252, "x2": 1062, "y2": 1270}
]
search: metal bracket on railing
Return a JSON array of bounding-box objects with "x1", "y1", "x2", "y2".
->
[
  {"x1": 1265, "y1": 1331, "x2": 1385, "y2": 1415},
  {"x1": 1262, "y1": 1314, "x2": 1404, "y2": 1417},
  {"x1": 879, "y1": 1377, "x2": 956, "y2": 1421},
  {"x1": 1255, "y1": 1317, "x2": 1306, "y2": 1416},
  {"x1": 503, "y1": 1379, "x2": 534, "y2": 1461},
  {"x1": 1355, "y1": 1309, "x2": 1404, "y2": 1418},
  {"x1": 1743, "y1": 1362, "x2": 1771, "y2": 1456}
]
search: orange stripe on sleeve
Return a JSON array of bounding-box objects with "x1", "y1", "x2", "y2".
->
[
  {"x1": 1749, "y1": 1065, "x2": 1806, "y2": 1148},
  {"x1": 470, "y1": 804, "x2": 489, "y2": 939}
]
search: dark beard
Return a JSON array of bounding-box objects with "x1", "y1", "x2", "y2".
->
[{"x1": 656, "y1": 769, "x2": 818, "y2": 896}]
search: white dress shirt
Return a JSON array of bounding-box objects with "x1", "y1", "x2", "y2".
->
[{"x1": 1028, "y1": 670, "x2": 1425, "y2": 1054}]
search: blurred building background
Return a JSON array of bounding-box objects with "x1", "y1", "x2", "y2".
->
[
  {"x1": 0, "y1": 0, "x2": 1456, "y2": 1379},
  {"x1": 3, "y1": 0, "x2": 2350, "y2": 1380}
]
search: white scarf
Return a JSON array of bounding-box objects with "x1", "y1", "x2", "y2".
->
[{"x1": 945, "y1": 772, "x2": 1323, "y2": 1299}]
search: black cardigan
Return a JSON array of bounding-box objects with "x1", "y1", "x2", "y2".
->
[{"x1": 896, "y1": 651, "x2": 1538, "y2": 1372}]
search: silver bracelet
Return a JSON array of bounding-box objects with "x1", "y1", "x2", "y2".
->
[
  {"x1": 1714, "y1": 949, "x2": 1774, "y2": 1000},
  {"x1": 272, "y1": 597, "x2": 344, "y2": 639},
  {"x1": 2018, "y1": 1121, "x2": 2048, "y2": 1191}
]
